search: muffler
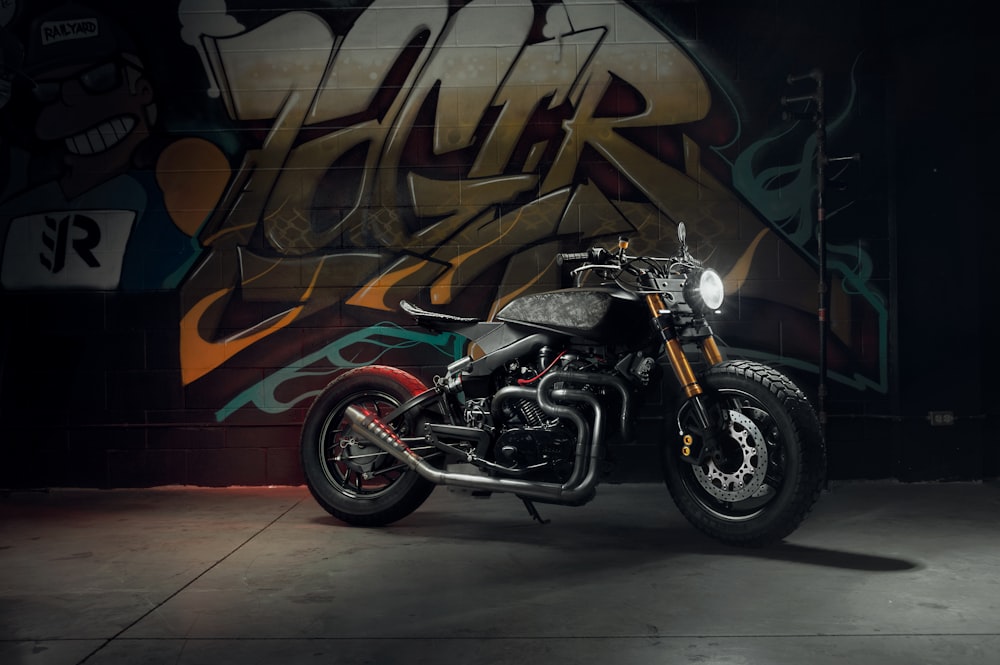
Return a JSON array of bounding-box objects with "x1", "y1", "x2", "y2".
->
[{"x1": 344, "y1": 400, "x2": 602, "y2": 503}]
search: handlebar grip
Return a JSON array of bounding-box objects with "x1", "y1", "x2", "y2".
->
[{"x1": 556, "y1": 251, "x2": 590, "y2": 267}]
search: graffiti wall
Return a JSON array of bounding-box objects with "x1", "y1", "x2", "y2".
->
[{"x1": 0, "y1": 0, "x2": 894, "y2": 487}]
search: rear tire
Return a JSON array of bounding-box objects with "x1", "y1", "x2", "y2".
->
[
  {"x1": 300, "y1": 366, "x2": 436, "y2": 526},
  {"x1": 662, "y1": 360, "x2": 826, "y2": 546}
]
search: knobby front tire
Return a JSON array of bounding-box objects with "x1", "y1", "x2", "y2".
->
[{"x1": 662, "y1": 360, "x2": 827, "y2": 546}]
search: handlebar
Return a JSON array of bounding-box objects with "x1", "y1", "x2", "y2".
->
[
  {"x1": 556, "y1": 234, "x2": 707, "y2": 295},
  {"x1": 555, "y1": 251, "x2": 590, "y2": 267}
]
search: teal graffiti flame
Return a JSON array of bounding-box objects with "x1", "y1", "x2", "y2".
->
[
  {"x1": 215, "y1": 323, "x2": 463, "y2": 422},
  {"x1": 727, "y1": 55, "x2": 888, "y2": 392}
]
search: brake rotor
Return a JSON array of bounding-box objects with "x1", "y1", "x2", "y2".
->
[{"x1": 692, "y1": 409, "x2": 769, "y2": 501}]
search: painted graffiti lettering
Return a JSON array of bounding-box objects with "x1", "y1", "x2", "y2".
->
[
  {"x1": 170, "y1": 0, "x2": 883, "y2": 404},
  {"x1": 41, "y1": 19, "x2": 101, "y2": 46},
  {"x1": 40, "y1": 214, "x2": 102, "y2": 274},
  {"x1": 194, "y1": 2, "x2": 709, "y2": 255},
  {"x1": 178, "y1": 0, "x2": 719, "y2": 384}
]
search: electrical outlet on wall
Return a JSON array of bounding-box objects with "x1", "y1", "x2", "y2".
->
[{"x1": 927, "y1": 411, "x2": 955, "y2": 426}]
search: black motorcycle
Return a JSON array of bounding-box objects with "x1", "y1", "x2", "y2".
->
[{"x1": 300, "y1": 224, "x2": 826, "y2": 546}]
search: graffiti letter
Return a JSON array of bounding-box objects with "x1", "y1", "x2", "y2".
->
[
  {"x1": 40, "y1": 215, "x2": 68, "y2": 273},
  {"x1": 71, "y1": 214, "x2": 102, "y2": 268}
]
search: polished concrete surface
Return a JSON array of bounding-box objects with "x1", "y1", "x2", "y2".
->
[{"x1": 1, "y1": 481, "x2": 998, "y2": 665}]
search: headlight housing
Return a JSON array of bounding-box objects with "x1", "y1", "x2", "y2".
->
[{"x1": 685, "y1": 268, "x2": 725, "y2": 313}]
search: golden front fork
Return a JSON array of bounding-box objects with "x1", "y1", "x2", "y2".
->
[
  {"x1": 646, "y1": 294, "x2": 725, "y2": 462},
  {"x1": 646, "y1": 295, "x2": 699, "y2": 398},
  {"x1": 701, "y1": 335, "x2": 723, "y2": 366},
  {"x1": 646, "y1": 294, "x2": 723, "y2": 388}
]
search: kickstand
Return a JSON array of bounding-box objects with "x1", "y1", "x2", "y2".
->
[{"x1": 521, "y1": 498, "x2": 550, "y2": 524}]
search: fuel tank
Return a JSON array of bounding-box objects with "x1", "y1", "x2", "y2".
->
[{"x1": 495, "y1": 287, "x2": 649, "y2": 345}]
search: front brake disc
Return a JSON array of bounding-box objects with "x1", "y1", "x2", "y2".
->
[{"x1": 692, "y1": 409, "x2": 769, "y2": 501}]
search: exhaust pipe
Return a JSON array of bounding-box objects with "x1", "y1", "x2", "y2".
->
[{"x1": 344, "y1": 395, "x2": 603, "y2": 503}]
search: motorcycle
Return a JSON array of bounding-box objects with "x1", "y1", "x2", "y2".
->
[{"x1": 300, "y1": 223, "x2": 826, "y2": 546}]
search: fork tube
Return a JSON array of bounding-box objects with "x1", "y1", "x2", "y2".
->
[
  {"x1": 646, "y1": 294, "x2": 703, "y2": 398},
  {"x1": 700, "y1": 336, "x2": 723, "y2": 366}
]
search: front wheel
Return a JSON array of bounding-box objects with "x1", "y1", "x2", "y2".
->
[
  {"x1": 300, "y1": 366, "x2": 437, "y2": 526},
  {"x1": 662, "y1": 360, "x2": 826, "y2": 546}
]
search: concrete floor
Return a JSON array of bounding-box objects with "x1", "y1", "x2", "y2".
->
[{"x1": 1, "y1": 481, "x2": 998, "y2": 665}]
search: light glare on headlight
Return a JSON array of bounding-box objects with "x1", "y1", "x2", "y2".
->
[{"x1": 699, "y1": 269, "x2": 725, "y2": 311}]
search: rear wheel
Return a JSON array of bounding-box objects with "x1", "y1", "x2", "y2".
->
[
  {"x1": 662, "y1": 360, "x2": 826, "y2": 546},
  {"x1": 300, "y1": 366, "x2": 436, "y2": 526}
]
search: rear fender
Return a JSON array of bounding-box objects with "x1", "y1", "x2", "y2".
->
[{"x1": 328, "y1": 365, "x2": 429, "y2": 397}]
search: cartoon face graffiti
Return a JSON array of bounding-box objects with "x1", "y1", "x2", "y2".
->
[{"x1": 24, "y1": 4, "x2": 154, "y2": 198}]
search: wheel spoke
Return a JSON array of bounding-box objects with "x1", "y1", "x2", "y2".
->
[{"x1": 314, "y1": 390, "x2": 422, "y2": 500}]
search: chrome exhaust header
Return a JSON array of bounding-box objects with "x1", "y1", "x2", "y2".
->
[{"x1": 344, "y1": 392, "x2": 603, "y2": 503}]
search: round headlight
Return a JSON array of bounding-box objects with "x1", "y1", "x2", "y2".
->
[{"x1": 698, "y1": 269, "x2": 725, "y2": 311}]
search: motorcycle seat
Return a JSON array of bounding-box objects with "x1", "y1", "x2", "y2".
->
[{"x1": 400, "y1": 300, "x2": 480, "y2": 329}]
